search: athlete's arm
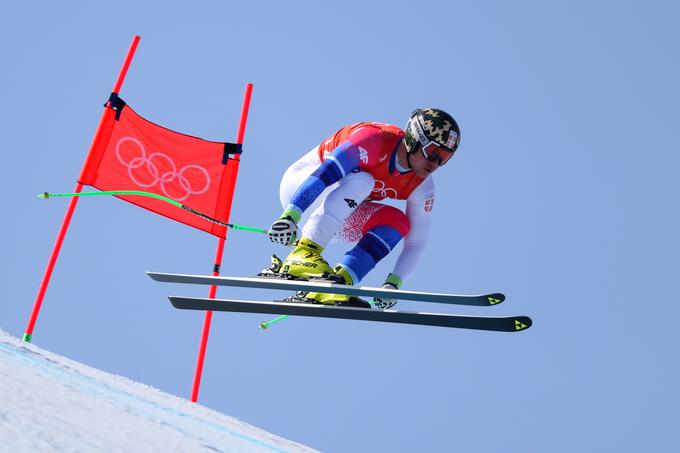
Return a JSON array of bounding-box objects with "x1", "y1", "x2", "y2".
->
[
  {"x1": 281, "y1": 127, "x2": 381, "y2": 222},
  {"x1": 391, "y1": 177, "x2": 434, "y2": 282}
]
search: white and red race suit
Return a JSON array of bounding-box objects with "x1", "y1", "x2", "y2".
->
[{"x1": 279, "y1": 122, "x2": 435, "y2": 284}]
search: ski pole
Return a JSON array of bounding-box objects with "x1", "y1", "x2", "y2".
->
[
  {"x1": 42, "y1": 190, "x2": 371, "y2": 332},
  {"x1": 39, "y1": 191, "x2": 267, "y2": 234},
  {"x1": 259, "y1": 315, "x2": 289, "y2": 329}
]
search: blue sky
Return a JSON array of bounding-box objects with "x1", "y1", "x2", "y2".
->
[{"x1": 1, "y1": 1, "x2": 679, "y2": 452}]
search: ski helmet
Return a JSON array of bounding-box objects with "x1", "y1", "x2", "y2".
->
[{"x1": 404, "y1": 108, "x2": 461, "y2": 166}]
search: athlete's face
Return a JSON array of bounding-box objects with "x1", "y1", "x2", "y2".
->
[{"x1": 409, "y1": 146, "x2": 447, "y2": 177}]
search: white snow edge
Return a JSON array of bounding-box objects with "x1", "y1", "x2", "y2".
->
[{"x1": 0, "y1": 329, "x2": 320, "y2": 453}]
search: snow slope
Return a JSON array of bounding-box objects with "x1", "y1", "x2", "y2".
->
[{"x1": 0, "y1": 329, "x2": 319, "y2": 453}]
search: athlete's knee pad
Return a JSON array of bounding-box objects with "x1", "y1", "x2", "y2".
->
[{"x1": 362, "y1": 205, "x2": 410, "y2": 237}]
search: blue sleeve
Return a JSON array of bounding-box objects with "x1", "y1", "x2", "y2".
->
[{"x1": 285, "y1": 140, "x2": 362, "y2": 216}]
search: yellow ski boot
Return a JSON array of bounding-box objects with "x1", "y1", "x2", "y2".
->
[
  {"x1": 280, "y1": 238, "x2": 333, "y2": 280},
  {"x1": 304, "y1": 266, "x2": 371, "y2": 308}
]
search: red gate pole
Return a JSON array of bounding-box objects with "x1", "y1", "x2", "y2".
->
[
  {"x1": 23, "y1": 35, "x2": 141, "y2": 343},
  {"x1": 190, "y1": 83, "x2": 253, "y2": 402}
]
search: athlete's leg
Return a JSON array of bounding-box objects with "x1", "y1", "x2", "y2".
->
[
  {"x1": 304, "y1": 203, "x2": 410, "y2": 305},
  {"x1": 279, "y1": 147, "x2": 321, "y2": 210},
  {"x1": 334, "y1": 204, "x2": 410, "y2": 285},
  {"x1": 277, "y1": 149, "x2": 374, "y2": 279},
  {"x1": 300, "y1": 171, "x2": 375, "y2": 248},
  {"x1": 275, "y1": 148, "x2": 328, "y2": 277}
]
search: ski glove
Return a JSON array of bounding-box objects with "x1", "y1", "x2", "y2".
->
[
  {"x1": 268, "y1": 215, "x2": 298, "y2": 246},
  {"x1": 373, "y1": 273, "x2": 403, "y2": 310}
]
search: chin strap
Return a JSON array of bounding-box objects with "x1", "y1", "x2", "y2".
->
[
  {"x1": 402, "y1": 139, "x2": 415, "y2": 170},
  {"x1": 406, "y1": 142, "x2": 421, "y2": 170}
]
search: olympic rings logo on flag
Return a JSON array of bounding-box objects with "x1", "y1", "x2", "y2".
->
[
  {"x1": 115, "y1": 137, "x2": 211, "y2": 201},
  {"x1": 372, "y1": 180, "x2": 398, "y2": 199}
]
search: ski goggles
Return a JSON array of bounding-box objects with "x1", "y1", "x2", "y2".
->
[{"x1": 420, "y1": 142, "x2": 455, "y2": 166}]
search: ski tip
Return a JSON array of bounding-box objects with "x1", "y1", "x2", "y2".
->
[
  {"x1": 486, "y1": 293, "x2": 505, "y2": 306},
  {"x1": 513, "y1": 316, "x2": 532, "y2": 332},
  {"x1": 259, "y1": 322, "x2": 269, "y2": 330}
]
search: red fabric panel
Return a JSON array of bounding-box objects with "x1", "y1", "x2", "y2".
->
[
  {"x1": 79, "y1": 104, "x2": 236, "y2": 237},
  {"x1": 362, "y1": 204, "x2": 410, "y2": 237}
]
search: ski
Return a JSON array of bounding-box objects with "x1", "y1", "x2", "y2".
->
[
  {"x1": 168, "y1": 296, "x2": 532, "y2": 332},
  {"x1": 148, "y1": 272, "x2": 504, "y2": 307}
]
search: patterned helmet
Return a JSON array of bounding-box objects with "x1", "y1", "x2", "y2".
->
[{"x1": 404, "y1": 108, "x2": 461, "y2": 155}]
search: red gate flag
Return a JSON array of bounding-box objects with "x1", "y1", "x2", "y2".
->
[{"x1": 79, "y1": 95, "x2": 240, "y2": 238}]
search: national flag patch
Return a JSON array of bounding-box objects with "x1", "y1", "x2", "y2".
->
[{"x1": 424, "y1": 193, "x2": 435, "y2": 212}]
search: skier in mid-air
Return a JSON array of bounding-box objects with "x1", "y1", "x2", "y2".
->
[{"x1": 266, "y1": 108, "x2": 461, "y2": 309}]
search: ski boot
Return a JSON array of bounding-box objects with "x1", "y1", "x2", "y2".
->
[
  {"x1": 301, "y1": 265, "x2": 371, "y2": 308},
  {"x1": 259, "y1": 238, "x2": 333, "y2": 280},
  {"x1": 258, "y1": 254, "x2": 288, "y2": 278},
  {"x1": 280, "y1": 238, "x2": 334, "y2": 279}
]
